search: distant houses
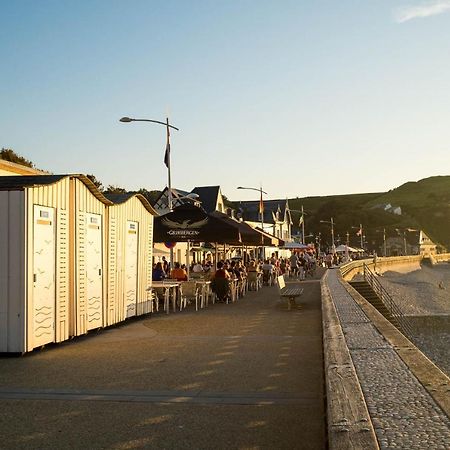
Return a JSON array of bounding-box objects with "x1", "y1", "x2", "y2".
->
[
  {"x1": 371, "y1": 203, "x2": 402, "y2": 216},
  {"x1": 382, "y1": 230, "x2": 437, "y2": 257}
]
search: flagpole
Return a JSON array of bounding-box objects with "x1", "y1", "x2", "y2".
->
[
  {"x1": 260, "y1": 187, "x2": 264, "y2": 254},
  {"x1": 166, "y1": 118, "x2": 173, "y2": 212},
  {"x1": 165, "y1": 117, "x2": 174, "y2": 270},
  {"x1": 360, "y1": 223, "x2": 363, "y2": 250},
  {"x1": 301, "y1": 205, "x2": 305, "y2": 245}
]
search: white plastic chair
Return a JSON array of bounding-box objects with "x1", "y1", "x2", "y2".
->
[
  {"x1": 247, "y1": 272, "x2": 260, "y2": 291},
  {"x1": 180, "y1": 281, "x2": 200, "y2": 311}
]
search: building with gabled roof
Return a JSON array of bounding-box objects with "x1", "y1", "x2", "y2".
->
[
  {"x1": 237, "y1": 199, "x2": 293, "y2": 241},
  {"x1": 152, "y1": 185, "x2": 227, "y2": 215},
  {"x1": 0, "y1": 159, "x2": 48, "y2": 176}
]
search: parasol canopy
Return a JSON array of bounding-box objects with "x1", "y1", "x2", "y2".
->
[{"x1": 153, "y1": 204, "x2": 242, "y2": 244}]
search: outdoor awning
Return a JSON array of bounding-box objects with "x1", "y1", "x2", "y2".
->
[
  {"x1": 153, "y1": 204, "x2": 242, "y2": 244},
  {"x1": 210, "y1": 211, "x2": 268, "y2": 246}
]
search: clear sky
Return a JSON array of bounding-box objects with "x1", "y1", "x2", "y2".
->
[{"x1": 1, "y1": 0, "x2": 450, "y2": 201}]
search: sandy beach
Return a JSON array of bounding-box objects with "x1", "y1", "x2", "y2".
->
[
  {"x1": 378, "y1": 263, "x2": 450, "y2": 376},
  {"x1": 379, "y1": 263, "x2": 450, "y2": 316}
]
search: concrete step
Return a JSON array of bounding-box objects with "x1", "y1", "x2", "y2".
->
[{"x1": 349, "y1": 281, "x2": 398, "y2": 324}]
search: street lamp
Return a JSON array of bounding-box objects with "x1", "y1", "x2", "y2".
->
[
  {"x1": 119, "y1": 116, "x2": 179, "y2": 211},
  {"x1": 237, "y1": 186, "x2": 267, "y2": 257},
  {"x1": 376, "y1": 228, "x2": 387, "y2": 257},
  {"x1": 320, "y1": 218, "x2": 335, "y2": 254}
]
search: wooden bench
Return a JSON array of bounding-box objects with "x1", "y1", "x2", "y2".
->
[{"x1": 277, "y1": 275, "x2": 303, "y2": 310}]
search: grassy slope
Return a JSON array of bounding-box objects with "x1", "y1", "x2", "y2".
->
[{"x1": 288, "y1": 176, "x2": 450, "y2": 251}]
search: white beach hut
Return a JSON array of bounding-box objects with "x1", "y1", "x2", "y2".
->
[
  {"x1": 0, "y1": 174, "x2": 112, "y2": 353},
  {"x1": 104, "y1": 193, "x2": 157, "y2": 325},
  {"x1": 71, "y1": 176, "x2": 112, "y2": 336}
]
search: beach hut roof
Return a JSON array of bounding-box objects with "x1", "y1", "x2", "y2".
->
[
  {"x1": 0, "y1": 174, "x2": 113, "y2": 205},
  {"x1": 104, "y1": 192, "x2": 158, "y2": 215}
]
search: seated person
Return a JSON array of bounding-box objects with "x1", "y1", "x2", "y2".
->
[
  {"x1": 170, "y1": 262, "x2": 188, "y2": 281},
  {"x1": 192, "y1": 262, "x2": 204, "y2": 273},
  {"x1": 211, "y1": 262, "x2": 231, "y2": 301},
  {"x1": 261, "y1": 259, "x2": 274, "y2": 284},
  {"x1": 229, "y1": 260, "x2": 242, "y2": 280},
  {"x1": 152, "y1": 262, "x2": 166, "y2": 281},
  {"x1": 247, "y1": 260, "x2": 260, "y2": 273},
  {"x1": 213, "y1": 261, "x2": 231, "y2": 280}
]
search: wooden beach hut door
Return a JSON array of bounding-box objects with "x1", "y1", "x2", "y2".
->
[
  {"x1": 125, "y1": 221, "x2": 138, "y2": 318},
  {"x1": 33, "y1": 205, "x2": 56, "y2": 347},
  {"x1": 85, "y1": 213, "x2": 103, "y2": 330}
]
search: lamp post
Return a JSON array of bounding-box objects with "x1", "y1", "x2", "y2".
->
[
  {"x1": 120, "y1": 116, "x2": 179, "y2": 212},
  {"x1": 120, "y1": 116, "x2": 179, "y2": 269},
  {"x1": 376, "y1": 228, "x2": 387, "y2": 256},
  {"x1": 237, "y1": 186, "x2": 267, "y2": 258},
  {"x1": 320, "y1": 218, "x2": 335, "y2": 254}
]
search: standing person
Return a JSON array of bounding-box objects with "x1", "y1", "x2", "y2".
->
[
  {"x1": 298, "y1": 252, "x2": 306, "y2": 280},
  {"x1": 289, "y1": 251, "x2": 299, "y2": 278},
  {"x1": 326, "y1": 253, "x2": 333, "y2": 269},
  {"x1": 162, "y1": 256, "x2": 170, "y2": 274}
]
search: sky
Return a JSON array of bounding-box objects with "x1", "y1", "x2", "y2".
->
[{"x1": 1, "y1": 0, "x2": 450, "y2": 201}]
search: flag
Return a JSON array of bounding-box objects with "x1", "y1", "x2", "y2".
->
[
  {"x1": 164, "y1": 126, "x2": 170, "y2": 168},
  {"x1": 259, "y1": 190, "x2": 264, "y2": 215},
  {"x1": 356, "y1": 228, "x2": 362, "y2": 236},
  {"x1": 298, "y1": 215, "x2": 304, "y2": 226}
]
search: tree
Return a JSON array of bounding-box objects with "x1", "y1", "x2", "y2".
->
[
  {"x1": 135, "y1": 188, "x2": 161, "y2": 205},
  {"x1": 86, "y1": 174, "x2": 104, "y2": 192},
  {"x1": 105, "y1": 184, "x2": 127, "y2": 194},
  {"x1": 0, "y1": 148, "x2": 34, "y2": 168}
]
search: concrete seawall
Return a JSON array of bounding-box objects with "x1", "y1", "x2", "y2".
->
[
  {"x1": 341, "y1": 254, "x2": 450, "y2": 282},
  {"x1": 323, "y1": 256, "x2": 450, "y2": 449}
]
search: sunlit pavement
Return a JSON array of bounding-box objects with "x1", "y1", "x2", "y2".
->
[{"x1": 0, "y1": 270, "x2": 326, "y2": 450}]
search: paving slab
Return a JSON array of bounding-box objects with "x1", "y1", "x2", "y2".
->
[{"x1": 0, "y1": 272, "x2": 326, "y2": 450}]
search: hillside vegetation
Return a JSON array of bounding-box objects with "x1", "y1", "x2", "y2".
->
[{"x1": 289, "y1": 176, "x2": 450, "y2": 252}]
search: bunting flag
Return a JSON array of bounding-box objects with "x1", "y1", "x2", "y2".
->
[{"x1": 164, "y1": 126, "x2": 170, "y2": 168}]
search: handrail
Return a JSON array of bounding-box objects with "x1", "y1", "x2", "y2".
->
[{"x1": 363, "y1": 263, "x2": 414, "y2": 337}]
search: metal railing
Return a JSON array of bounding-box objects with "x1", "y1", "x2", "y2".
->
[{"x1": 363, "y1": 263, "x2": 414, "y2": 337}]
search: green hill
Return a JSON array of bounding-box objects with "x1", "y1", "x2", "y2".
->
[{"x1": 289, "y1": 176, "x2": 450, "y2": 252}]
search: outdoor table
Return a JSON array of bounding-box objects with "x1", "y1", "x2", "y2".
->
[{"x1": 150, "y1": 281, "x2": 180, "y2": 313}]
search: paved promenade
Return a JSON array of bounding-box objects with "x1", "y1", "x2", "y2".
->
[
  {"x1": 0, "y1": 272, "x2": 326, "y2": 450},
  {"x1": 326, "y1": 269, "x2": 450, "y2": 449}
]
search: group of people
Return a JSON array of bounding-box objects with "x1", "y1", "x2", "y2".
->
[
  {"x1": 152, "y1": 256, "x2": 190, "y2": 282},
  {"x1": 152, "y1": 251, "x2": 319, "y2": 284},
  {"x1": 256, "y1": 251, "x2": 317, "y2": 283}
]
